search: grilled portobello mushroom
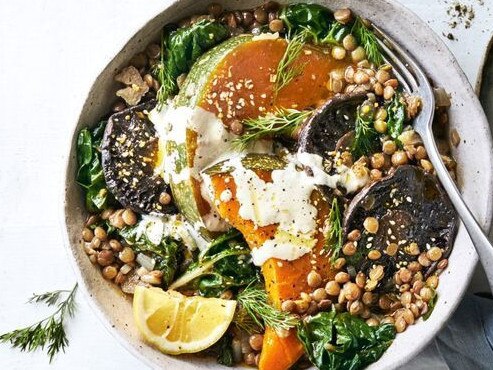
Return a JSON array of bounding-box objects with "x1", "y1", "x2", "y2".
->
[
  {"x1": 298, "y1": 93, "x2": 367, "y2": 157},
  {"x1": 343, "y1": 165, "x2": 458, "y2": 291},
  {"x1": 101, "y1": 100, "x2": 177, "y2": 215}
]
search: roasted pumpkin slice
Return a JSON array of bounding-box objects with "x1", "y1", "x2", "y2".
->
[
  {"x1": 101, "y1": 100, "x2": 176, "y2": 215},
  {"x1": 165, "y1": 35, "x2": 355, "y2": 237},
  {"x1": 203, "y1": 153, "x2": 337, "y2": 370}
]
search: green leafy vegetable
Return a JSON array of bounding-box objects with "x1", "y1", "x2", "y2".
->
[
  {"x1": 274, "y1": 32, "x2": 307, "y2": 96},
  {"x1": 321, "y1": 21, "x2": 351, "y2": 45},
  {"x1": 280, "y1": 3, "x2": 383, "y2": 66},
  {"x1": 0, "y1": 283, "x2": 78, "y2": 363},
  {"x1": 216, "y1": 332, "x2": 235, "y2": 367},
  {"x1": 351, "y1": 102, "x2": 378, "y2": 158},
  {"x1": 76, "y1": 121, "x2": 115, "y2": 212},
  {"x1": 280, "y1": 3, "x2": 333, "y2": 41},
  {"x1": 169, "y1": 230, "x2": 258, "y2": 297},
  {"x1": 297, "y1": 310, "x2": 396, "y2": 370},
  {"x1": 423, "y1": 288, "x2": 438, "y2": 321},
  {"x1": 120, "y1": 226, "x2": 185, "y2": 288},
  {"x1": 386, "y1": 93, "x2": 406, "y2": 140},
  {"x1": 325, "y1": 198, "x2": 343, "y2": 262},
  {"x1": 236, "y1": 283, "x2": 298, "y2": 332},
  {"x1": 234, "y1": 108, "x2": 312, "y2": 150},
  {"x1": 351, "y1": 17, "x2": 383, "y2": 67},
  {"x1": 154, "y1": 20, "x2": 230, "y2": 104}
]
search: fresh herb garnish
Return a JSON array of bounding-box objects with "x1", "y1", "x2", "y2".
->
[
  {"x1": 236, "y1": 284, "x2": 298, "y2": 332},
  {"x1": 351, "y1": 102, "x2": 378, "y2": 158},
  {"x1": 154, "y1": 20, "x2": 229, "y2": 105},
  {"x1": 233, "y1": 305, "x2": 263, "y2": 335},
  {"x1": 326, "y1": 198, "x2": 343, "y2": 262},
  {"x1": 274, "y1": 32, "x2": 307, "y2": 96},
  {"x1": 297, "y1": 310, "x2": 396, "y2": 370},
  {"x1": 351, "y1": 17, "x2": 384, "y2": 67},
  {"x1": 234, "y1": 108, "x2": 312, "y2": 150},
  {"x1": 386, "y1": 93, "x2": 406, "y2": 141},
  {"x1": 0, "y1": 283, "x2": 78, "y2": 363}
]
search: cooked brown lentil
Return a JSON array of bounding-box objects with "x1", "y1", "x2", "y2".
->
[
  {"x1": 325, "y1": 281, "x2": 341, "y2": 296},
  {"x1": 363, "y1": 217, "x2": 379, "y2": 234},
  {"x1": 427, "y1": 246, "x2": 443, "y2": 261},
  {"x1": 307, "y1": 270, "x2": 322, "y2": 288}
]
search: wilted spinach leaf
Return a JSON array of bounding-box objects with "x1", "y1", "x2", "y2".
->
[
  {"x1": 120, "y1": 226, "x2": 185, "y2": 288},
  {"x1": 155, "y1": 19, "x2": 229, "y2": 101},
  {"x1": 169, "y1": 229, "x2": 259, "y2": 297},
  {"x1": 216, "y1": 332, "x2": 234, "y2": 367},
  {"x1": 321, "y1": 22, "x2": 351, "y2": 45},
  {"x1": 386, "y1": 94, "x2": 406, "y2": 141},
  {"x1": 280, "y1": 3, "x2": 384, "y2": 66},
  {"x1": 297, "y1": 310, "x2": 396, "y2": 370},
  {"x1": 280, "y1": 3, "x2": 333, "y2": 41},
  {"x1": 76, "y1": 121, "x2": 115, "y2": 212}
]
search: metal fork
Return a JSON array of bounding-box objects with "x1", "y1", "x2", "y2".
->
[{"x1": 372, "y1": 25, "x2": 493, "y2": 289}]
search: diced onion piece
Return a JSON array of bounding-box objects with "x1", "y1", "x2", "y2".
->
[
  {"x1": 120, "y1": 264, "x2": 133, "y2": 275},
  {"x1": 136, "y1": 253, "x2": 155, "y2": 271}
]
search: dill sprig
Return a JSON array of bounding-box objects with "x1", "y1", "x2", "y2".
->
[
  {"x1": 326, "y1": 198, "x2": 343, "y2": 262},
  {"x1": 351, "y1": 17, "x2": 383, "y2": 67},
  {"x1": 236, "y1": 284, "x2": 298, "y2": 332},
  {"x1": 28, "y1": 289, "x2": 73, "y2": 306},
  {"x1": 0, "y1": 283, "x2": 78, "y2": 362},
  {"x1": 234, "y1": 108, "x2": 312, "y2": 150},
  {"x1": 351, "y1": 103, "x2": 378, "y2": 158},
  {"x1": 274, "y1": 32, "x2": 307, "y2": 96},
  {"x1": 233, "y1": 306, "x2": 263, "y2": 335}
]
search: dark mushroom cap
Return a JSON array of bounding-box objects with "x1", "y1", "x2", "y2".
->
[
  {"x1": 101, "y1": 100, "x2": 177, "y2": 215},
  {"x1": 343, "y1": 165, "x2": 458, "y2": 291},
  {"x1": 298, "y1": 93, "x2": 367, "y2": 157}
]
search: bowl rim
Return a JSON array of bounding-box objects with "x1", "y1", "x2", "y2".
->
[{"x1": 60, "y1": 1, "x2": 493, "y2": 369}]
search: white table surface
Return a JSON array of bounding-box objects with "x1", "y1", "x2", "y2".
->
[{"x1": 0, "y1": 1, "x2": 492, "y2": 369}]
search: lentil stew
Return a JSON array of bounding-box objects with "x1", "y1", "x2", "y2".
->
[{"x1": 74, "y1": 2, "x2": 459, "y2": 369}]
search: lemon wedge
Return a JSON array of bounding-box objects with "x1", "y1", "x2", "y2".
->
[{"x1": 133, "y1": 286, "x2": 236, "y2": 354}]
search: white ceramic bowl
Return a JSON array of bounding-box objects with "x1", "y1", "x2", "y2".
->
[{"x1": 62, "y1": 1, "x2": 493, "y2": 368}]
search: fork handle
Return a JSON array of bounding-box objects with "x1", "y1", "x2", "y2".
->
[{"x1": 423, "y1": 134, "x2": 493, "y2": 290}]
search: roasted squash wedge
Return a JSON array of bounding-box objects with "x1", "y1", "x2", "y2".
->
[
  {"x1": 203, "y1": 154, "x2": 337, "y2": 370},
  {"x1": 164, "y1": 35, "x2": 352, "y2": 238}
]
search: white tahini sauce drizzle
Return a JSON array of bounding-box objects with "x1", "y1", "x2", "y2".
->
[
  {"x1": 149, "y1": 104, "x2": 369, "y2": 261},
  {"x1": 296, "y1": 151, "x2": 369, "y2": 194},
  {"x1": 149, "y1": 104, "x2": 272, "y2": 232},
  {"x1": 205, "y1": 151, "x2": 370, "y2": 266}
]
